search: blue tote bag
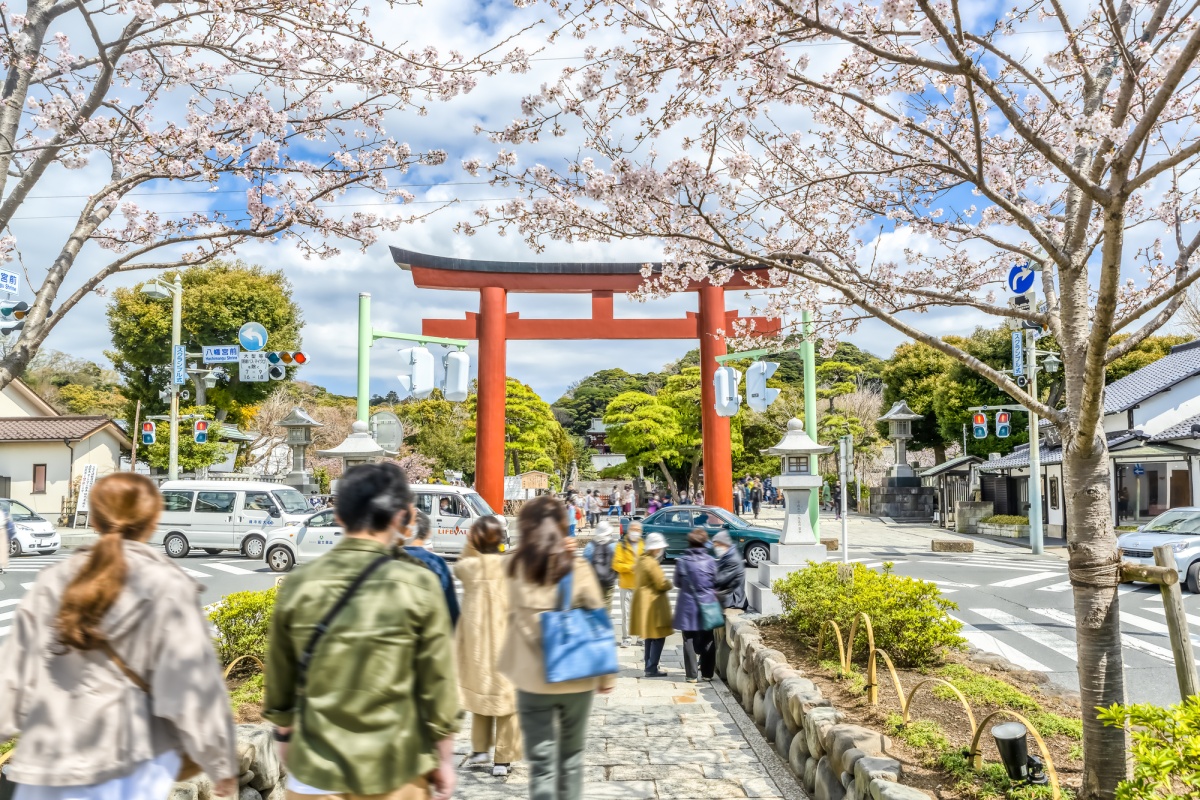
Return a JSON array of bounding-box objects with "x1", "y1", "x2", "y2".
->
[{"x1": 540, "y1": 571, "x2": 620, "y2": 683}]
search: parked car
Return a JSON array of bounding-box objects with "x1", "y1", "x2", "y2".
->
[
  {"x1": 1117, "y1": 507, "x2": 1200, "y2": 593},
  {"x1": 149, "y1": 480, "x2": 314, "y2": 559},
  {"x1": 262, "y1": 484, "x2": 509, "y2": 572},
  {"x1": 2, "y1": 499, "x2": 60, "y2": 556},
  {"x1": 618, "y1": 504, "x2": 778, "y2": 566}
]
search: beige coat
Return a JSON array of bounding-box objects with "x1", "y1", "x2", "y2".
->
[
  {"x1": 0, "y1": 540, "x2": 237, "y2": 786},
  {"x1": 454, "y1": 553, "x2": 516, "y2": 716},
  {"x1": 630, "y1": 554, "x2": 674, "y2": 640},
  {"x1": 498, "y1": 556, "x2": 617, "y2": 695}
]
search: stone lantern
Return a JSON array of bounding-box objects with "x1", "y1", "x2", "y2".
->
[
  {"x1": 316, "y1": 420, "x2": 385, "y2": 492},
  {"x1": 747, "y1": 418, "x2": 833, "y2": 615},
  {"x1": 878, "y1": 400, "x2": 923, "y2": 481},
  {"x1": 276, "y1": 407, "x2": 322, "y2": 494},
  {"x1": 870, "y1": 400, "x2": 937, "y2": 520}
]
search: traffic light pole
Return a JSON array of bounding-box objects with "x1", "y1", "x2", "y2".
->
[{"x1": 1026, "y1": 328, "x2": 1044, "y2": 555}]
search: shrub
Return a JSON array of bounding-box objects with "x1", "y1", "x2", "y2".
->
[
  {"x1": 774, "y1": 562, "x2": 965, "y2": 668},
  {"x1": 208, "y1": 587, "x2": 277, "y2": 665},
  {"x1": 979, "y1": 514, "x2": 1030, "y2": 525},
  {"x1": 1099, "y1": 697, "x2": 1200, "y2": 800}
]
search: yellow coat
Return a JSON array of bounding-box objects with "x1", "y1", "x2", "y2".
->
[
  {"x1": 454, "y1": 553, "x2": 516, "y2": 716},
  {"x1": 613, "y1": 537, "x2": 643, "y2": 591},
  {"x1": 630, "y1": 554, "x2": 674, "y2": 639}
]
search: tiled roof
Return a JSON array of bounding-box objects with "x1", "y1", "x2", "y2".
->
[
  {"x1": 1149, "y1": 413, "x2": 1200, "y2": 442},
  {"x1": 919, "y1": 455, "x2": 982, "y2": 477},
  {"x1": 0, "y1": 416, "x2": 118, "y2": 442},
  {"x1": 1105, "y1": 339, "x2": 1200, "y2": 413},
  {"x1": 978, "y1": 445, "x2": 1064, "y2": 472}
]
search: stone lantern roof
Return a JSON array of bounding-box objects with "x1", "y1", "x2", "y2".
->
[
  {"x1": 277, "y1": 407, "x2": 323, "y2": 429},
  {"x1": 761, "y1": 418, "x2": 833, "y2": 456},
  {"x1": 316, "y1": 420, "x2": 385, "y2": 459},
  {"x1": 878, "y1": 400, "x2": 923, "y2": 422}
]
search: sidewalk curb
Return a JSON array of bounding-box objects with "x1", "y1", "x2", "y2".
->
[{"x1": 712, "y1": 660, "x2": 807, "y2": 799}]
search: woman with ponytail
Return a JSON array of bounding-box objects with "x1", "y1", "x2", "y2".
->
[{"x1": 0, "y1": 473, "x2": 238, "y2": 799}]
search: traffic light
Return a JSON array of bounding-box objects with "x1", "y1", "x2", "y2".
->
[
  {"x1": 443, "y1": 351, "x2": 470, "y2": 402},
  {"x1": 714, "y1": 366, "x2": 742, "y2": 417},
  {"x1": 265, "y1": 350, "x2": 307, "y2": 380},
  {"x1": 140, "y1": 421, "x2": 156, "y2": 446},
  {"x1": 397, "y1": 347, "x2": 436, "y2": 399},
  {"x1": 972, "y1": 412, "x2": 988, "y2": 439},
  {"x1": 745, "y1": 361, "x2": 781, "y2": 413},
  {"x1": 1, "y1": 300, "x2": 28, "y2": 335},
  {"x1": 995, "y1": 411, "x2": 1011, "y2": 438}
]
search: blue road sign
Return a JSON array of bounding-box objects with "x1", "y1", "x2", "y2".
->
[
  {"x1": 1133, "y1": 463, "x2": 1145, "y2": 476},
  {"x1": 203, "y1": 345, "x2": 240, "y2": 364},
  {"x1": 0, "y1": 269, "x2": 19, "y2": 295},
  {"x1": 172, "y1": 344, "x2": 187, "y2": 385},
  {"x1": 1011, "y1": 331, "x2": 1025, "y2": 376},
  {"x1": 238, "y1": 322, "x2": 268, "y2": 352},
  {"x1": 1007, "y1": 263, "x2": 1036, "y2": 294}
]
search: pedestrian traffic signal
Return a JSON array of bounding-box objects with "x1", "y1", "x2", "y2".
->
[
  {"x1": 745, "y1": 361, "x2": 781, "y2": 413},
  {"x1": 193, "y1": 419, "x2": 209, "y2": 444},
  {"x1": 442, "y1": 350, "x2": 470, "y2": 402},
  {"x1": 972, "y1": 412, "x2": 988, "y2": 439},
  {"x1": 397, "y1": 347, "x2": 436, "y2": 399},
  {"x1": 140, "y1": 421, "x2": 156, "y2": 446},
  {"x1": 995, "y1": 411, "x2": 1011, "y2": 438},
  {"x1": 714, "y1": 366, "x2": 742, "y2": 417}
]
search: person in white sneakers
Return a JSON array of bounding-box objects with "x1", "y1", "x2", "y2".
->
[{"x1": 612, "y1": 522, "x2": 644, "y2": 647}]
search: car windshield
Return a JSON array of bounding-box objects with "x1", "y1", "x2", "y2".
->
[
  {"x1": 273, "y1": 489, "x2": 310, "y2": 514},
  {"x1": 0, "y1": 500, "x2": 39, "y2": 522},
  {"x1": 464, "y1": 493, "x2": 495, "y2": 517},
  {"x1": 1142, "y1": 510, "x2": 1200, "y2": 535},
  {"x1": 711, "y1": 508, "x2": 750, "y2": 527}
]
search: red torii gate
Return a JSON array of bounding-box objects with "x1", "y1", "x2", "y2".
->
[{"x1": 391, "y1": 247, "x2": 781, "y2": 513}]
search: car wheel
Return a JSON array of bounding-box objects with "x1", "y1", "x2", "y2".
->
[
  {"x1": 744, "y1": 541, "x2": 770, "y2": 568},
  {"x1": 203, "y1": 548, "x2": 223, "y2": 555},
  {"x1": 266, "y1": 546, "x2": 295, "y2": 573},
  {"x1": 243, "y1": 536, "x2": 265, "y2": 560},
  {"x1": 8, "y1": 538, "x2": 20, "y2": 557},
  {"x1": 1187, "y1": 561, "x2": 1200, "y2": 594},
  {"x1": 164, "y1": 533, "x2": 189, "y2": 559}
]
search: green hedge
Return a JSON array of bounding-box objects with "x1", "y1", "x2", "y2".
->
[
  {"x1": 774, "y1": 562, "x2": 964, "y2": 668},
  {"x1": 979, "y1": 514, "x2": 1029, "y2": 526},
  {"x1": 1100, "y1": 697, "x2": 1200, "y2": 800},
  {"x1": 208, "y1": 587, "x2": 277, "y2": 666}
]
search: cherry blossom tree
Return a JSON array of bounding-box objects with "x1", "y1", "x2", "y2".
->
[
  {"x1": 471, "y1": 1, "x2": 1200, "y2": 795},
  {"x1": 0, "y1": 0, "x2": 532, "y2": 388}
]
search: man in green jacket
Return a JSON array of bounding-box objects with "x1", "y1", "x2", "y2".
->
[{"x1": 265, "y1": 462, "x2": 459, "y2": 799}]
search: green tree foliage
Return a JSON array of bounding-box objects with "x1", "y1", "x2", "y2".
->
[
  {"x1": 466, "y1": 379, "x2": 574, "y2": 477},
  {"x1": 880, "y1": 341, "x2": 958, "y2": 458},
  {"x1": 552, "y1": 368, "x2": 658, "y2": 435},
  {"x1": 392, "y1": 391, "x2": 476, "y2": 479},
  {"x1": 106, "y1": 261, "x2": 303, "y2": 427},
  {"x1": 603, "y1": 390, "x2": 684, "y2": 497},
  {"x1": 20, "y1": 349, "x2": 126, "y2": 416},
  {"x1": 1099, "y1": 697, "x2": 1200, "y2": 800},
  {"x1": 140, "y1": 405, "x2": 230, "y2": 472}
]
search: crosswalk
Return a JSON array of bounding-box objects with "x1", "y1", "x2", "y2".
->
[{"x1": 1, "y1": 552, "x2": 268, "y2": 579}]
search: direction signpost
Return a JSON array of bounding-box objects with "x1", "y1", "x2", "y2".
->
[
  {"x1": 0, "y1": 269, "x2": 19, "y2": 295},
  {"x1": 1011, "y1": 331, "x2": 1025, "y2": 376},
  {"x1": 172, "y1": 344, "x2": 187, "y2": 386},
  {"x1": 1007, "y1": 263, "x2": 1036, "y2": 294},
  {"x1": 202, "y1": 345, "x2": 240, "y2": 364},
  {"x1": 239, "y1": 322, "x2": 268, "y2": 352}
]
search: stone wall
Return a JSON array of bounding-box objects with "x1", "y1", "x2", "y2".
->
[
  {"x1": 952, "y1": 501, "x2": 993, "y2": 534},
  {"x1": 719, "y1": 616, "x2": 930, "y2": 800},
  {"x1": 171, "y1": 724, "x2": 284, "y2": 800},
  {"x1": 976, "y1": 522, "x2": 1029, "y2": 539},
  {"x1": 869, "y1": 486, "x2": 937, "y2": 521}
]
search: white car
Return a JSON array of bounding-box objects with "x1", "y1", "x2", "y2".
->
[
  {"x1": 3, "y1": 499, "x2": 61, "y2": 557},
  {"x1": 263, "y1": 509, "x2": 342, "y2": 572},
  {"x1": 1117, "y1": 507, "x2": 1200, "y2": 593}
]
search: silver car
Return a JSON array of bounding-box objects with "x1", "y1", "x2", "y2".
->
[{"x1": 1116, "y1": 507, "x2": 1200, "y2": 593}]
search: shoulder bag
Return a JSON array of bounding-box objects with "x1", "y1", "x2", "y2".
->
[
  {"x1": 681, "y1": 555, "x2": 725, "y2": 632},
  {"x1": 540, "y1": 570, "x2": 619, "y2": 683}
]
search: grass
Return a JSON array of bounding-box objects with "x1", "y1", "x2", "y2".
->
[
  {"x1": 0, "y1": 739, "x2": 13, "y2": 756},
  {"x1": 886, "y1": 713, "x2": 951, "y2": 750},
  {"x1": 229, "y1": 672, "x2": 265, "y2": 713},
  {"x1": 819, "y1": 658, "x2": 868, "y2": 696},
  {"x1": 934, "y1": 664, "x2": 1040, "y2": 712}
]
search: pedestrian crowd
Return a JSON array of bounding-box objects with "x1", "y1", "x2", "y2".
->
[
  {"x1": 733, "y1": 475, "x2": 776, "y2": 518},
  {"x1": 0, "y1": 463, "x2": 750, "y2": 800}
]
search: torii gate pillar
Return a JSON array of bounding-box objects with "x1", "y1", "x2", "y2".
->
[
  {"x1": 699, "y1": 285, "x2": 733, "y2": 510},
  {"x1": 476, "y1": 286, "x2": 508, "y2": 514}
]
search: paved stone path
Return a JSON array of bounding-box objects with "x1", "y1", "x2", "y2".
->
[{"x1": 453, "y1": 632, "x2": 804, "y2": 800}]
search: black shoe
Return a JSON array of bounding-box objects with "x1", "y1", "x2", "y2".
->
[{"x1": 643, "y1": 669, "x2": 668, "y2": 678}]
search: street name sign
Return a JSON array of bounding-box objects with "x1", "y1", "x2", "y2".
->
[
  {"x1": 1011, "y1": 331, "x2": 1025, "y2": 376},
  {"x1": 0, "y1": 269, "x2": 19, "y2": 295},
  {"x1": 203, "y1": 345, "x2": 240, "y2": 364},
  {"x1": 173, "y1": 344, "x2": 187, "y2": 385},
  {"x1": 239, "y1": 351, "x2": 270, "y2": 382}
]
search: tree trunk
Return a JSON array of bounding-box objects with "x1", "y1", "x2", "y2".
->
[
  {"x1": 1062, "y1": 434, "x2": 1129, "y2": 799},
  {"x1": 657, "y1": 460, "x2": 680, "y2": 501},
  {"x1": 688, "y1": 454, "x2": 702, "y2": 498},
  {"x1": 933, "y1": 443, "x2": 946, "y2": 464}
]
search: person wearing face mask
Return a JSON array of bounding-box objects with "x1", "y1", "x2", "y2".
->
[
  {"x1": 405, "y1": 510, "x2": 460, "y2": 627},
  {"x1": 612, "y1": 522, "x2": 644, "y2": 647},
  {"x1": 629, "y1": 532, "x2": 673, "y2": 677},
  {"x1": 712, "y1": 531, "x2": 748, "y2": 611},
  {"x1": 264, "y1": 462, "x2": 459, "y2": 800}
]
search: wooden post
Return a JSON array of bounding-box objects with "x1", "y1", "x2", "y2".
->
[
  {"x1": 130, "y1": 400, "x2": 141, "y2": 472},
  {"x1": 1152, "y1": 545, "x2": 1199, "y2": 699}
]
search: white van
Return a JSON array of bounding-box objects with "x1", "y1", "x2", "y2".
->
[
  {"x1": 151, "y1": 480, "x2": 315, "y2": 559},
  {"x1": 412, "y1": 484, "x2": 508, "y2": 555}
]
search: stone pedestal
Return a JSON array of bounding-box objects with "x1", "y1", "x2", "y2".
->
[{"x1": 869, "y1": 485, "x2": 937, "y2": 520}]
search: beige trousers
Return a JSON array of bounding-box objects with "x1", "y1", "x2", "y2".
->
[{"x1": 472, "y1": 712, "x2": 523, "y2": 764}]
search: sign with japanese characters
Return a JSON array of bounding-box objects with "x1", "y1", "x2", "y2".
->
[
  {"x1": 239, "y1": 350, "x2": 270, "y2": 382},
  {"x1": 0, "y1": 269, "x2": 19, "y2": 295},
  {"x1": 203, "y1": 345, "x2": 240, "y2": 364}
]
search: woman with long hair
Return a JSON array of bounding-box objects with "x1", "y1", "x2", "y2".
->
[
  {"x1": 498, "y1": 495, "x2": 615, "y2": 800},
  {"x1": 0, "y1": 473, "x2": 238, "y2": 800},
  {"x1": 456, "y1": 515, "x2": 521, "y2": 777}
]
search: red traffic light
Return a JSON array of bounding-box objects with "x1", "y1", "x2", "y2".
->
[
  {"x1": 292, "y1": 351, "x2": 307, "y2": 365},
  {"x1": 141, "y1": 421, "x2": 155, "y2": 432},
  {"x1": 996, "y1": 411, "x2": 1010, "y2": 424},
  {"x1": 972, "y1": 412, "x2": 986, "y2": 425},
  {"x1": 195, "y1": 420, "x2": 209, "y2": 431}
]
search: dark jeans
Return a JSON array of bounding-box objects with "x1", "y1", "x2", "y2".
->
[
  {"x1": 682, "y1": 630, "x2": 716, "y2": 679},
  {"x1": 516, "y1": 689, "x2": 595, "y2": 800},
  {"x1": 643, "y1": 637, "x2": 666, "y2": 672}
]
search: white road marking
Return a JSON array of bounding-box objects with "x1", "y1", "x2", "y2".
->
[
  {"x1": 20, "y1": 583, "x2": 33, "y2": 589},
  {"x1": 0, "y1": 611, "x2": 12, "y2": 622},
  {"x1": 198, "y1": 562, "x2": 259, "y2": 575},
  {"x1": 949, "y1": 614, "x2": 1049, "y2": 671},
  {"x1": 0, "y1": 599, "x2": 20, "y2": 608},
  {"x1": 1119, "y1": 611, "x2": 1200, "y2": 650},
  {"x1": 1145, "y1": 607, "x2": 1200, "y2": 627},
  {"x1": 181, "y1": 567, "x2": 211, "y2": 578},
  {"x1": 989, "y1": 571, "x2": 1064, "y2": 589},
  {"x1": 1036, "y1": 580, "x2": 1073, "y2": 593},
  {"x1": 1032, "y1": 607, "x2": 1199, "y2": 666},
  {"x1": 916, "y1": 561, "x2": 1065, "y2": 573},
  {"x1": 973, "y1": 608, "x2": 1079, "y2": 661},
  {"x1": 0, "y1": 626, "x2": 8, "y2": 636}
]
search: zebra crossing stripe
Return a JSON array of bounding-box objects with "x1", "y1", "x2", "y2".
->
[
  {"x1": 1036, "y1": 580, "x2": 1072, "y2": 593},
  {"x1": 203, "y1": 562, "x2": 258, "y2": 576},
  {"x1": 181, "y1": 567, "x2": 210, "y2": 578},
  {"x1": 1119, "y1": 611, "x2": 1200, "y2": 651},
  {"x1": 973, "y1": 608, "x2": 1079, "y2": 661},
  {"x1": 949, "y1": 614, "x2": 1049, "y2": 671},
  {"x1": 0, "y1": 611, "x2": 12, "y2": 622},
  {"x1": 0, "y1": 626, "x2": 8, "y2": 637},
  {"x1": 916, "y1": 561, "x2": 1064, "y2": 573},
  {"x1": 0, "y1": 599, "x2": 20, "y2": 608},
  {"x1": 989, "y1": 571, "x2": 1063, "y2": 589},
  {"x1": 1145, "y1": 607, "x2": 1200, "y2": 627},
  {"x1": 1031, "y1": 607, "x2": 1198, "y2": 666}
]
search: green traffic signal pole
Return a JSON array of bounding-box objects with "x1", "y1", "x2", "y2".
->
[
  {"x1": 715, "y1": 309, "x2": 820, "y2": 537},
  {"x1": 356, "y1": 292, "x2": 469, "y2": 423}
]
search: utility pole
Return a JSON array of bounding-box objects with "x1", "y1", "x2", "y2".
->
[
  {"x1": 1026, "y1": 328, "x2": 1044, "y2": 555},
  {"x1": 168, "y1": 273, "x2": 182, "y2": 482},
  {"x1": 839, "y1": 435, "x2": 852, "y2": 562},
  {"x1": 357, "y1": 292, "x2": 372, "y2": 423},
  {"x1": 801, "y1": 310, "x2": 819, "y2": 537}
]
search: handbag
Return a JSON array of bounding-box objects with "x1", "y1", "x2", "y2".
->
[
  {"x1": 699, "y1": 601, "x2": 725, "y2": 631},
  {"x1": 540, "y1": 571, "x2": 619, "y2": 683}
]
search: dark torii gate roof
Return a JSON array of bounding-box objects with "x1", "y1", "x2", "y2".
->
[{"x1": 391, "y1": 246, "x2": 767, "y2": 294}]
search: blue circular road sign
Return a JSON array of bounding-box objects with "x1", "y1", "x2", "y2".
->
[
  {"x1": 238, "y1": 322, "x2": 268, "y2": 352},
  {"x1": 1007, "y1": 263, "x2": 1036, "y2": 294}
]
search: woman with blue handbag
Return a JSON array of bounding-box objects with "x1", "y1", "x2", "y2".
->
[
  {"x1": 498, "y1": 496, "x2": 616, "y2": 800},
  {"x1": 672, "y1": 529, "x2": 721, "y2": 682}
]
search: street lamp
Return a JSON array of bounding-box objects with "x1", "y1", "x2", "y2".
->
[
  {"x1": 1040, "y1": 352, "x2": 1062, "y2": 374},
  {"x1": 141, "y1": 274, "x2": 183, "y2": 480},
  {"x1": 991, "y1": 722, "x2": 1048, "y2": 785}
]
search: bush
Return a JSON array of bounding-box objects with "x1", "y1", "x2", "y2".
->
[
  {"x1": 774, "y1": 562, "x2": 965, "y2": 668},
  {"x1": 208, "y1": 588, "x2": 277, "y2": 666},
  {"x1": 979, "y1": 514, "x2": 1029, "y2": 525},
  {"x1": 1099, "y1": 697, "x2": 1200, "y2": 800}
]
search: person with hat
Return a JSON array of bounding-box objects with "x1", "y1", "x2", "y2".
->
[
  {"x1": 629, "y1": 532, "x2": 673, "y2": 677},
  {"x1": 712, "y1": 531, "x2": 748, "y2": 611}
]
